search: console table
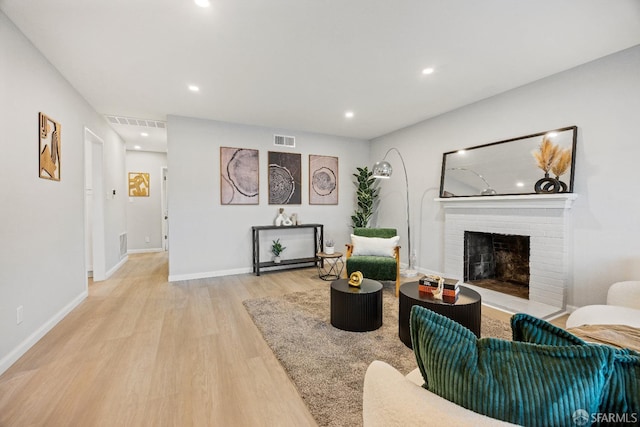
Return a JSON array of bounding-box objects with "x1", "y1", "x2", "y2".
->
[{"x1": 251, "y1": 224, "x2": 323, "y2": 276}]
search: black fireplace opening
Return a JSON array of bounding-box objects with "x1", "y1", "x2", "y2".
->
[{"x1": 464, "y1": 231, "x2": 530, "y2": 299}]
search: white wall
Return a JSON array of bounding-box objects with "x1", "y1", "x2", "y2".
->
[
  {"x1": 167, "y1": 115, "x2": 369, "y2": 280},
  {"x1": 126, "y1": 151, "x2": 167, "y2": 252},
  {"x1": 0, "y1": 11, "x2": 127, "y2": 374},
  {"x1": 372, "y1": 44, "x2": 640, "y2": 308}
]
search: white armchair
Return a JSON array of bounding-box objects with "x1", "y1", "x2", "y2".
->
[{"x1": 566, "y1": 281, "x2": 640, "y2": 329}]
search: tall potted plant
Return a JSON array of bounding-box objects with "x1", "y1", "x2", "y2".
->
[{"x1": 351, "y1": 166, "x2": 379, "y2": 228}]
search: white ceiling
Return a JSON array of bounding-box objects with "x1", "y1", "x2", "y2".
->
[{"x1": 2, "y1": 0, "x2": 639, "y2": 152}]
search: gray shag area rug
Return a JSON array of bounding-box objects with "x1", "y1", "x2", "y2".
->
[{"x1": 243, "y1": 283, "x2": 512, "y2": 427}]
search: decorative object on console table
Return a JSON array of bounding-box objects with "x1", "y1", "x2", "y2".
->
[
  {"x1": 309, "y1": 154, "x2": 338, "y2": 205},
  {"x1": 271, "y1": 239, "x2": 286, "y2": 263},
  {"x1": 38, "y1": 112, "x2": 61, "y2": 181},
  {"x1": 274, "y1": 208, "x2": 287, "y2": 226}
]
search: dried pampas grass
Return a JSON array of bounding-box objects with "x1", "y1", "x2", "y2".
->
[
  {"x1": 533, "y1": 136, "x2": 560, "y2": 173},
  {"x1": 551, "y1": 148, "x2": 572, "y2": 177}
]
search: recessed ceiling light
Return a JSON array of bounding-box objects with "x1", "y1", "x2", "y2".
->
[
  {"x1": 194, "y1": 0, "x2": 210, "y2": 7},
  {"x1": 140, "y1": 132, "x2": 148, "y2": 137},
  {"x1": 422, "y1": 67, "x2": 435, "y2": 75},
  {"x1": 345, "y1": 111, "x2": 354, "y2": 119},
  {"x1": 188, "y1": 85, "x2": 200, "y2": 92},
  {"x1": 134, "y1": 145, "x2": 142, "y2": 150}
]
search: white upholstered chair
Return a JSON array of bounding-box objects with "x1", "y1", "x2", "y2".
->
[{"x1": 565, "y1": 281, "x2": 640, "y2": 329}]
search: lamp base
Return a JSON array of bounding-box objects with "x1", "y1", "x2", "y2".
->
[{"x1": 401, "y1": 268, "x2": 418, "y2": 278}]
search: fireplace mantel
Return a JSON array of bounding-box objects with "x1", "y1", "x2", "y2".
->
[{"x1": 435, "y1": 193, "x2": 578, "y2": 210}]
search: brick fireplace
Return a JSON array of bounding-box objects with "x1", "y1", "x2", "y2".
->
[{"x1": 438, "y1": 194, "x2": 577, "y2": 318}]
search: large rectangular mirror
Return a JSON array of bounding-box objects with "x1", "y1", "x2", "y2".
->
[{"x1": 439, "y1": 126, "x2": 577, "y2": 197}]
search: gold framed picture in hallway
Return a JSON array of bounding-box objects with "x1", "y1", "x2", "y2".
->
[
  {"x1": 128, "y1": 172, "x2": 150, "y2": 197},
  {"x1": 38, "y1": 112, "x2": 62, "y2": 181}
]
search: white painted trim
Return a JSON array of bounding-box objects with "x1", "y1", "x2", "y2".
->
[
  {"x1": 565, "y1": 304, "x2": 578, "y2": 313},
  {"x1": 84, "y1": 127, "x2": 106, "y2": 282},
  {"x1": 105, "y1": 255, "x2": 128, "y2": 279},
  {"x1": 435, "y1": 193, "x2": 578, "y2": 210},
  {"x1": 0, "y1": 290, "x2": 88, "y2": 376},
  {"x1": 128, "y1": 248, "x2": 164, "y2": 254},
  {"x1": 169, "y1": 267, "x2": 252, "y2": 282}
]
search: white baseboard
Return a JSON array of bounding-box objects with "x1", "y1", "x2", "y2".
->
[
  {"x1": 105, "y1": 255, "x2": 128, "y2": 280},
  {"x1": 128, "y1": 248, "x2": 164, "y2": 254},
  {"x1": 0, "y1": 290, "x2": 88, "y2": 376},
  {"x1": 169, "y1": 267, "x2": 252, "y2": 282},
  {"x1": 565, "y1": 304, "x2": 578, "y2": 313}
]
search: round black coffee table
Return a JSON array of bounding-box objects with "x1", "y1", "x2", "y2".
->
[
  {"x1": 398, "y1": 282, "x2": 481, "y2": 348},
  {"x1": 330, "y1": 278, "x2": 383, "y2": 332}
]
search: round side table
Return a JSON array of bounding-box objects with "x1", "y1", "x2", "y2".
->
[
  {"x1": 398, "y1": 282, "x2": 481, "y2": 348},
  {"x1": 330, "y1": 278, "x2": 383, "y2": 332},
  {"x1": 316, "y1": 252, "x2": 344, "y2": 281}
]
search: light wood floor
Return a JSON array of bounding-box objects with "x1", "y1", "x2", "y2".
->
[{"x1": 0, "y1": 253, "x2": 567, "y2": 426}]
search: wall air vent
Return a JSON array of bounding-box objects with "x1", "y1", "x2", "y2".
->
[
  {"x1": 105, "y1": 115, "x2": 166, "y2": 129},
  {"x1": 274, "y1": 134, "x2": 295, "y2": 148},
  {"x1": 119, "y1": 232, "x2": 128, "y2": 259}
]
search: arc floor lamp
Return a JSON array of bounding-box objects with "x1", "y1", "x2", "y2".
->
[{"x1": 372, "y1": 148, "x2": 417, "y2": 277}]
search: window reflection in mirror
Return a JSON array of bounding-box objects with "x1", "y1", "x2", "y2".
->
[{"x1": 440, "y1": 126, "x2": 577, "y2": 197}]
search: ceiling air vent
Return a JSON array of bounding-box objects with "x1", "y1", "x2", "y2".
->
[
  {"x1": 274, "y1": 134, "x2": 295, "y2": 148},
  {"x1": 104, "y1": 115, "x2": 167, "y2": 129}
]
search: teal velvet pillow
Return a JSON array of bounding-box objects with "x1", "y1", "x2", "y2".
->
[
  {"x1": 410, "y1": 306, "x2": 617, "y2": 426},
  {"x1": 511, "y1": 313, "x2": 640, "y2": 418}
]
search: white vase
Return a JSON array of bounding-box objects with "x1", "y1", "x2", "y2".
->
[
  {"x1": 325, "y1": 246, "x2": 335, "y2": 255},
  {"x1": 274, "y1": 256, "x2": 281, "y2": 263}
]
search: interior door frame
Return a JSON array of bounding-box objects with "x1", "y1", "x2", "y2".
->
[{"x1": 84, "y1": 127, "x2": 106, "y2": 281}]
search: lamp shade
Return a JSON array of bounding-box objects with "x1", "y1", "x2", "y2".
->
[{"x1": 372, "y1": 160, "x2": 392, "y2": 179}]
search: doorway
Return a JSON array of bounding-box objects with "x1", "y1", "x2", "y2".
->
[{"x1": 84, "y1": 128, "x2": 106, "y2": 281}]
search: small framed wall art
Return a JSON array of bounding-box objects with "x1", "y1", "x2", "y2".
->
[
  {"x1": 128, "y1": 172, "x2": 150, "y2": 197},
  {"x1": 39, "y1": 112, "x2": 61, "y2": 181},
  {"x1": 220, "y1": 147, "x2": 259, "y2": 205},
  {"x1": 309, "y1": 154, "x2": 338, "y2": 205},
  {"x1": 268, "y1": 151, "x2": 301, "y2": 205}
]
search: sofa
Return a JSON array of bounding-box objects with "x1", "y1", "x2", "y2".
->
[
  {"x1": 566, "y1": 280, "x2": 640, "y2": 329},
  {"x1": 363, "y1": 361, "x2": 516, "y2": 426},
  {"x1": 364, "y1": 306, "x2": 640, "y2": 427}
]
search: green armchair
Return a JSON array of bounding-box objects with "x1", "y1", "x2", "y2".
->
[{"x1": 345, "y1": 228, "x2": 401, "y2": 297}]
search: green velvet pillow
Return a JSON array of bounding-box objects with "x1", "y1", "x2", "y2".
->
[
  {"x1": 410, "y1": 306, "x2": 617, "y2": 426},
  {"x1": 511, "y1": 313, "x2": 640, "y2": 418}
]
